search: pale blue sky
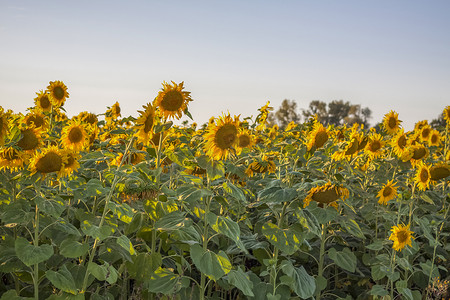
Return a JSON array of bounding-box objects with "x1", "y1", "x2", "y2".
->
[{"x1": 1, "y1": 0, "x2": 449, "y2": 130}]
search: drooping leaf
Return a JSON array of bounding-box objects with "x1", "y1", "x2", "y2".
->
[
  {"x1": 45, "y1": 265, "x2": 79, "y2": 295},
  {"x1": 262, "y1": 222, "x2": 305, "y2": 255},
  {"x1": 206, "y1": 212, "x2": 247, "y2": 253},
  {"x1": 15, "y1": 237, "x2": 54, "y2": 267},
  {"x1": 59, "y1": 239, "x2": 89, "y2": 258},
  {"x1": 144, "y1": 267, "x2": 181, "y2": 295},
  {"x1": 328, "y1": 247, "x2": 357, "y2": 273},
  {"x1": 126, "y1": 252, "x2": 162, "y2": 281},
  {"x1": 280, "y1": 260, "x2": 316, "y2": 298},
  {"x1": 190, "y1": 244, "x2": 232, "y2": 281},
  {"x1": 226, "y1": 268, "x2": 254, "y2": 297}
]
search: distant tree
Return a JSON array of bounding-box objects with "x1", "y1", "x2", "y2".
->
[
  {"x1": 430, "y1": 112, "x2": 446, "y2": 129},
  {"x1": 269, "y1": 99, "x2": 300, "y2": 129},
  {"x1": 302, "y1": 100, "x2": 371, "y2": 127}
]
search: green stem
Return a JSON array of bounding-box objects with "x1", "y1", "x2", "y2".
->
[
  {"x1": 34, "y1": 204, "x2": 39, "y2": 300},
  {"x1": 315, "y1": 223, "x2": 327, "y2": 300},
  {"x1": 81, "y1": 137, "x2": 134, "y2": 293},
  {"x1": 270, "y1": 202, "x2": 288, "y2": 296}
]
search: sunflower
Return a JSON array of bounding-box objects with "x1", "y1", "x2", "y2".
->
[
  {"x1": 153, "y1": 81, "x2": 192, "y2": 120},
  {"x1": 61, "y1": 119, "x2": 89, "y2": 152},
  {"x1": 415, "y1": 162, "x2": 431, "y2": 191},
  {"x1": 419, "y1": 125, "x2": 432, "y2": 143},
  {"x1": 24, "y1": 111, "x2": 48, "y2": 130},
  {"x1": 135, "y1": 103, "x2": 156, "y2": 145},
  {"x1": 430, "y1": 163, "x2": 450, "y2": 181},
  {"x1": 331, "y1": 131, "x2": 360, "y2": 161},
  {"x1": 245, "y1": 156, "x2": 276, "y2": 177},
  {"x1": 443, "y1": 106, "x2": 450, "y2": 127},
  {"x1": 203, "y1": 114, "x2": 240, "y2": 160},
  {"x1": 382, "y1": 110, "x2": 402, "y2": 134},
  {"x1": 17, "y1": 127, "x2": 41, "y2": 152},
  {"x1": 364, "y1": 133, "x2": 384, "y2": 159},
  {"x1": 60, "y1": 150, "x2": 80, "y2": 177},
  {"x1": 34, "y1": 90, "x2": 52, "y2": 112},
  {"x1": 0, "y1": 107, "x2": 9, "y2": 145},
  {"x1": 389, "y1": 223, "x2": 414, "y2": 252},
  {"x1": 77, "y1": 111, "x2": 98, "y2": 126},
  {"x1": 377, "y1": 180, "x2": 398, "y2": 205},
  {"x1": 236, "y1": 128, "x2": 255, "y2": 155},
  {"x1": 303, "y1": 182, "x2": 349, "y2": 208},
  {"x1": 29, "y1": 146, "x2": 67, "y2": 176},
  {"x1": 391, "y1": 129, "x2": 409, "y2": 158},
  {"x1": 47, "y1": 80, "x2": 69, "y2": 108},
  {"x1": 414, "y1": 120, "x2": 428, "y2": 132},
  {"x1": 306, "y1": 120, "x2": 329, "y2": 150},
  {"x1": 255, "y1": 101, "x2": 273, "y2": 130},
  {"x1": 0, "y1": 147, "x2": 25, "y2": 172},
  {"x1": 428, "y1": 129, "x2": 441, "y2": 147}
]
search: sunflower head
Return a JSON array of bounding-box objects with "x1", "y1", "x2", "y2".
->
[
  {"x1": 29, "y1": 146, "x2": 67, "y2": 177},
  {"x1": 61, "y1": 119, "x2": 89, "y2": 152},
  {"x1": 0, "y1": 107, "x2": 9, "y2": 145},
  {"x1": 105, "y1": 101, "x2": 121, "y2": 122},
  {"x1": 135, "y1": 103, "x2": 156, "y2": 145},
  {"x1": 382, "y1": 110, "x2": 402, "y2": 134},
  {"x1": 428, "y1": 129, "x2": 441, "y2": 147},
  {"x1": 391, "y1": 129, "x2": 409, "y2": 158},
  {"x1": 430, "y1": 163, "x2": 450, "y2": 181},
  {"x1": 415, "y1": 162, "x2": 431, "y2": 191},
  {"x1": 0, "y1": 147, "x2": 25, "y2": 172},
  {"x1": 245, "y1": 157, "x2": 276, "y2": 177},
  {"x1": 364, "y1": 133, "x2": 384, "y2": 159},
  {"x1": 306, "y1": 120, "x2": 329, "y2": 150},
  {"x1": 153, "y1": 81, "x2": 192, "y2": 120},
  {"x1": 34, "y1": 90, "x2": 52, "y2": 112},
  {"x1": 443, "y1": 106, "x2": 450, "y2": 127},
  {"x1": 17, "y1": 127, "x2": 41, "y2": 152},
  {"x1": 24, "y1": 111, "x2": 48, "y2": 130},
  {"x1": 389, "y1": 223, "x2": 414, "y2": 252},
  {"x1": 60, "y1": 149, "x2": 80, "y2": 177},
  {"x1": 204, "y1": 114, "x2": 240, "y2": 160},
  {"x1": 236, "y1": 128, "x2": 255, "y2": 154},
  {"x1": 304, "y1": 182, "x2": 349, "y2": 208},
  {"x1": 78, "y1": 111, "x2": 98, "y2": 126},
  {"x1": 47, "y1": 80, "x2": 69, "y2": 108},
  {"x1": 419, "y1": 125, "x2": 432, "y2": 143},
  {"x1": 377, "y1": 180, "x2": 398, "y2": 205}
]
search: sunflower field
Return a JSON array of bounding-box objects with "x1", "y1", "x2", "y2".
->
[{"x1": 0, "y1": 81, "x2": 450, "y2": 300}]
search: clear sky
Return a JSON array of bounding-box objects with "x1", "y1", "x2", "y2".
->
[{"x1": 1, "y1": 0, "x2": 449, "y2": 130}]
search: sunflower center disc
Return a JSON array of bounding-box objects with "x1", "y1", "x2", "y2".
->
[
  {"x1": 215, "y1": 125, "x2": 237, "y2": 150},
  {"x1": 312, "y1": 188, "x2": 339, "y2": 204},
  {"x1": 162, "y1": 91, "x2": 183, "y2": 111},
  {"x1": 398, "y1": 135, "x2": 407, "y2": 149},
  {"x1": 27, "y1": 115, "x2": 44, "y2": 128},
  {"x1": 314, "y1": 131, "x2": 328, "y2": 148},
  {"x1": 36, "y1": 152, "x2": 62, "y2": 173},
  {"x1": 41, "y1": 96, "x2": 51, "y2": 109},
  {"x1": 397, "y1": 230, "x2": 408, "y2": 243},
  {"x1": 238, "y1": 135, "x2": 250, "y2": 148},
  {"x1": 54, "y1": 87, "x2": 65, "y2": 100},
  {"x1": 421, "y1": 129, "x2": 430, "y2": 139},
  {"x1": 18, "y1": 129, "x2": 39, "y2": 150},
  {"x1": 430, "y1": 166, "x2": 450, "y2": 181},
  {"x1": 382, "y1": 186, "x2": 392, "y2": 197},
  {"x1": 388, "y1": 117, "x2": 397, "y2": 129},
  {"x1": 412, "y1": 147, "x2": 426, "y2": 160},
  {"x1": 420, "y1": 169, "x2": 429, "y2": 182},
  {"x1": 144, "y1": 115, "x2": 154, "y2": 133},
  {"x1": 370, "y1": 141, "x2": 381, "y2": 152},
  {"x1": 69, "y1": 127, "x2": 83, "y2": 143}
]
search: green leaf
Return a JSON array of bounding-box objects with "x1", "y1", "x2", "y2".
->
[
  {"x1": 223, "y1": 181, "x2": 247, "y2": 203},
  {"x1": 226, "y1": 268, "x2": 254, "y2": 297},
  {"x1": 262, "y1": 222, "x2": 305, "y2": 255},
  {"x1": 126, "y1": 252, "x2": 162, "y2": 281},
  {"x1": 107, "y1": 202, "x2": 134, "y2": 224},
  {"x1": 190, "y1": 244, "x2": 232, "y2": 281},
  {"x1": 328, "y1": 247, "x2": 357, "y2": 273},
  {"x1": 369, "y1": 285, "x2": 388, "y2": 296},
  {"x1": 342, "y1": 219, "x2": 365, "y2": 239},
  {"x1": 0, "y1": 290, "x2": 33, "y2": 300},
  {"x1": 154, "y1": 121, "x2": 173, "y2": 133},
  {"x1": 124, "y1": 212, "x2": 142, "y2": 235},
  {"x1": 258, "y1": 187, "x2": 297, "y2": 204},
  {"x1": 116, "y1": 235, "x2": 135, "y2": 255},
  {"x1": 280, "y1": 260, "x2": 316, "y2": 298},
  {"x1": 60, "y1": 239, "x2": 89, "y2": 258},
  {"x1": 154, "y1": 210, "x2": 185, "y2": 231},
  {"x1": 80, "y1": 221, "x2": 114, "y2": 241},
  {"x1": 197, "y1": 155, "x2": 225, "y2": 180},
  {"x1": 295, "y1": 208, "x2": 321, "y2": 237},
  {"x1": 87, "y1": 262, "x2": 118, "y2": 284},
  {"x1": 46, "y1": 265, "x2": 78, "y2": 295},
  {"x1": 35, "y1": 196, "x2": 65, "y2": 218},
  {"x1": 366, "y1": 240, "x2": 384, "y2": 251},
  {"x1": 206, "y1": 212, "x2": 247, "y2": 254},
  {"x1": 145, "y1": 267, "x2": 181, "y2": 295},
  {"x1": 15, "y1": 237, "x2": 54, "y2": 267}
]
